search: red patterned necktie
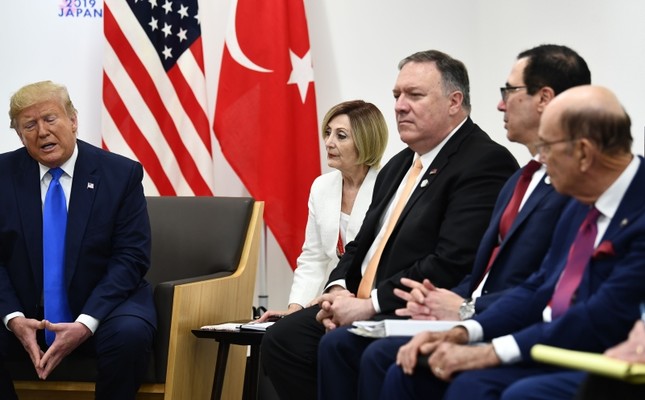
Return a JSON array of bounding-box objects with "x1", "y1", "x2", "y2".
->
[
  {"x1": 550, "y1": 206, "x2": 601, "y2": 318},
  {"x1": 475, "y1": 160, "x2": 542, "y2": 288},
  {"x1": 498, "y1": 160, "x2": 542, "y2": 240}
]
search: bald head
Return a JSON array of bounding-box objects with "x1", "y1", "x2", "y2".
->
[
  {"x1": 542, "y1": 85, "x2": 632, "y2": 156},
  {"x1": 539, "y1": 85, "x2": 633, "y2": 202}
]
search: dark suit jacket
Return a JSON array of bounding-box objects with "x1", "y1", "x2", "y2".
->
[
  {"x1": 0, "y1": 140, "x2": 156, "y2": 331},
  {"x1": 451, "y1": 167, "x2": 570, "y2": 313},
  {"x1": 475, "y1": 156, "x2": 645, "y2": 360},
  {"x1": 326, "y1": 118, "x2": 519, "y2": 313}
]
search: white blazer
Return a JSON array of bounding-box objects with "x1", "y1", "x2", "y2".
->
[{"x1": 288, "y1": 167, "x2": 380, "y2": 307}]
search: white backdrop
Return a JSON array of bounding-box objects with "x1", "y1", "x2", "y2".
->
[{"x1": 1, "y1": 0, "x2": 644, "y2": 310}]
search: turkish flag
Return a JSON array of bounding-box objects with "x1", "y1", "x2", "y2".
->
[{"x1": 214, "y1": 0, "x2": 321, "y2": 270}]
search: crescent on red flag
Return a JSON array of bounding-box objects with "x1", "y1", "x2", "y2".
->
[{"x1": 214, "y1": 0, "x2": 321, "y2": 270}]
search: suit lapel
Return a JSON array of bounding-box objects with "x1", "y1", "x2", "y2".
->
[
  {"x1": 376, "y1": 150, "x2": 414, "y2": 218},
  {"x1": 347, "y1": 167, "x2": 378, "y2": 239},
  {"x1": 485, "y1": 173, "x2": 518, "y2": 243},
  {"x1": 320, "y1": 172, "x2": 343, "y2": 255},
  {"x1": 65, "y1": 141, "x2": 100, "y2": 286},
  {"x1": 576, "y1": 157, "x2": 644, "y2": 300},
  {"x1": 398, "y1": 118, "x2": 473, "y2": 223},
  {"x1": 504, "y1": 176, "x2": 551, "y2": 239},
  {"x1": 600, "y1": 156, "x2": 645, "y2": 241},
  {"x1": 14, "y1": 155, "x2": 44, "y2": 289}
]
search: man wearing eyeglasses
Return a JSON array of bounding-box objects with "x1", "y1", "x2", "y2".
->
[
  {"x1": 381, "y1": 85, "x2": 645, "y2": 399},
  {"x1": 318, "y1": 44, "x2": 591, "y2": 399}
]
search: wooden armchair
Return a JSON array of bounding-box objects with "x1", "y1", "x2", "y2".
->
[{"x1": 12, "y1": 196, "x2": 264, "y2": 400}]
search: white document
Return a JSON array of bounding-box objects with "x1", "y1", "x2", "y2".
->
[
  {"x1": 239, "y1": 321, "x2": 275, "y2": 331},
  {"x1": 349, "y1": 319, "x2": 458, "y2": 338},
  {"x1": 199, "y1": 322, "x2": 244, "y2": 331}
]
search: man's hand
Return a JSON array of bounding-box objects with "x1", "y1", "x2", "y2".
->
[
  {"x1": 310, "y1": 285, "x2": 347, "y2": 307},
  {"x1": 396, "y1": 326, "x2": 470, "y2": 374},
  {"x1": 394, "y1": 278, "x2": 464, "y2": 321},
  {"x1": 38, "y1": 321, "x2": 92, "y2": 380},
  {"x1": 315, "y1": 290, "x2": 375, "y2": 330},
  {"x1": 416, "y1": 288, "x2": 464, "y2": 321},
  {"x1": 314, "y1": 289, "x2": 353, "y2": 330},
  {"x1": 394, "y1": 278, "x2": 435, "y2": 319},
  {"x1": 428, "y1": 342, "x2": 501, "y2": 381},
  {"x1": 604, "y1": 320, "x2": 645, "y2": 363},
  {"x1": 396, "y1": 330, "x2": 443, "y2": 374},
  {"x1": 327, "y1": 296, "x2": 375, "y2": 327},
  {"x1": 7, "y1": 317, "x2": 46, "y2": 375}
]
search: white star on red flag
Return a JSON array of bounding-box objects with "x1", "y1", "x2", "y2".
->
[
  {"x1": 214, "y1": 0, "x2": 321, "y2": 270},
  {"x1": 287, "y1": 49, "x2": 314, "y2": 103}
]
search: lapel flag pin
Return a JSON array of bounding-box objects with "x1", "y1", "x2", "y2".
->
[
  {"x1": 420, "y1": 179, "x2": 429, "y2": 188},
  {"x1": 429, "y1": 168, "x2": 438, "y2": 175},
  {"x1": 620, "y1": 218, "x2": 628, "y2": 227},
  {"x1": 87, "y1": 182, "x2": 95, "y2": 189}
]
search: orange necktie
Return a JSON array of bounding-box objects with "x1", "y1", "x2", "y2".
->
[{"x1": 357, "y1": 157, "x2": 423, "y2": 298}]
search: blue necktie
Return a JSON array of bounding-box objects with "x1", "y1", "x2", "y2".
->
[{"x1": 43, "y1": 167, "x2": 72, "y2": 345}]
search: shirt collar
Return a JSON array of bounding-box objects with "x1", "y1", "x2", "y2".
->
[
  {"x1": 595, "y1": 155, "x2": 639, "y2": 220},
  {"x1": 39, "y1": 143, "x2": 79, "y2": 181},
  {"x1": 417, "y1": 117, "x2": 467, "y2": 168}
]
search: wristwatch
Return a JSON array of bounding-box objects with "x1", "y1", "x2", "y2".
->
[{"x1": 459, "y1": 298, "x2": 476, "y2": 320}]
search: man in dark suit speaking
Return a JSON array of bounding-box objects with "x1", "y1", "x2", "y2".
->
[
  {"x1": 261, "y1": 49, "x2": 519, "y2": 399},
  {"x1": 0, "y1": 81, "x2": 156, "y2": 400}
]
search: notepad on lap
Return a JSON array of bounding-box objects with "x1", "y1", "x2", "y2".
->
[
  {"x1": 531, "y1": 344, "x2": 645, "y2": 384},
  {"x1": 349, "y1": 319, "x2": 458, "y2": 338}
]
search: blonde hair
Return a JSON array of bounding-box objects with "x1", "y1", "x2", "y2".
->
[
  {"x1": 9, "y1": 80, "x2": 77, "y2": 130},
  {"x1": 321, "y1": 100, "x2": 388, "y2": 167}
]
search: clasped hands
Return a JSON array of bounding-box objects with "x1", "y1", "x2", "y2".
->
[
  {"x1": 313, "y1": 286, "x2": 376, "y2": 330},
  {"x1": 393, "y1": 277, "x2": 463, "y2": 320},
  {"x1": 393, "y1": 277, "x2": 500, "y2": 380},
  {"x1": 8, "y1": 316, "x2": 91, "y2": 380},
  {"x1": 395, "y1": 327, "x2": 499, "y2": 381}
]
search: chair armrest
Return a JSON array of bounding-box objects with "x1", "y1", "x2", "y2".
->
[
  {"x1": 158, "y1": 271, "x2": 234, "y2": 288},
  {"x1": 162, "y1": 201, "x2": 263, "y2": 400},
  {"x1": 153, "y1": 271, "x2": 234, "y2": 382}
]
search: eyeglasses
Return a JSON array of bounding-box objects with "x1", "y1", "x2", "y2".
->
[
  {"x1": 535, "y1": 138, "x2": 577, "y2": 155},
  {"x1": 499, "y1": 85, "x2": 527, "y2": 102}
]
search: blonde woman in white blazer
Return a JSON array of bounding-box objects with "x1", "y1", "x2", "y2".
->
[{"x1": 258, "y1": 100, "x2": 388, "y2": 322}]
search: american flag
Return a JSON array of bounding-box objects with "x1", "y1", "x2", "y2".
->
[{"x1": 102, "y1": 0, "x2": 214, "y2": 196}]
